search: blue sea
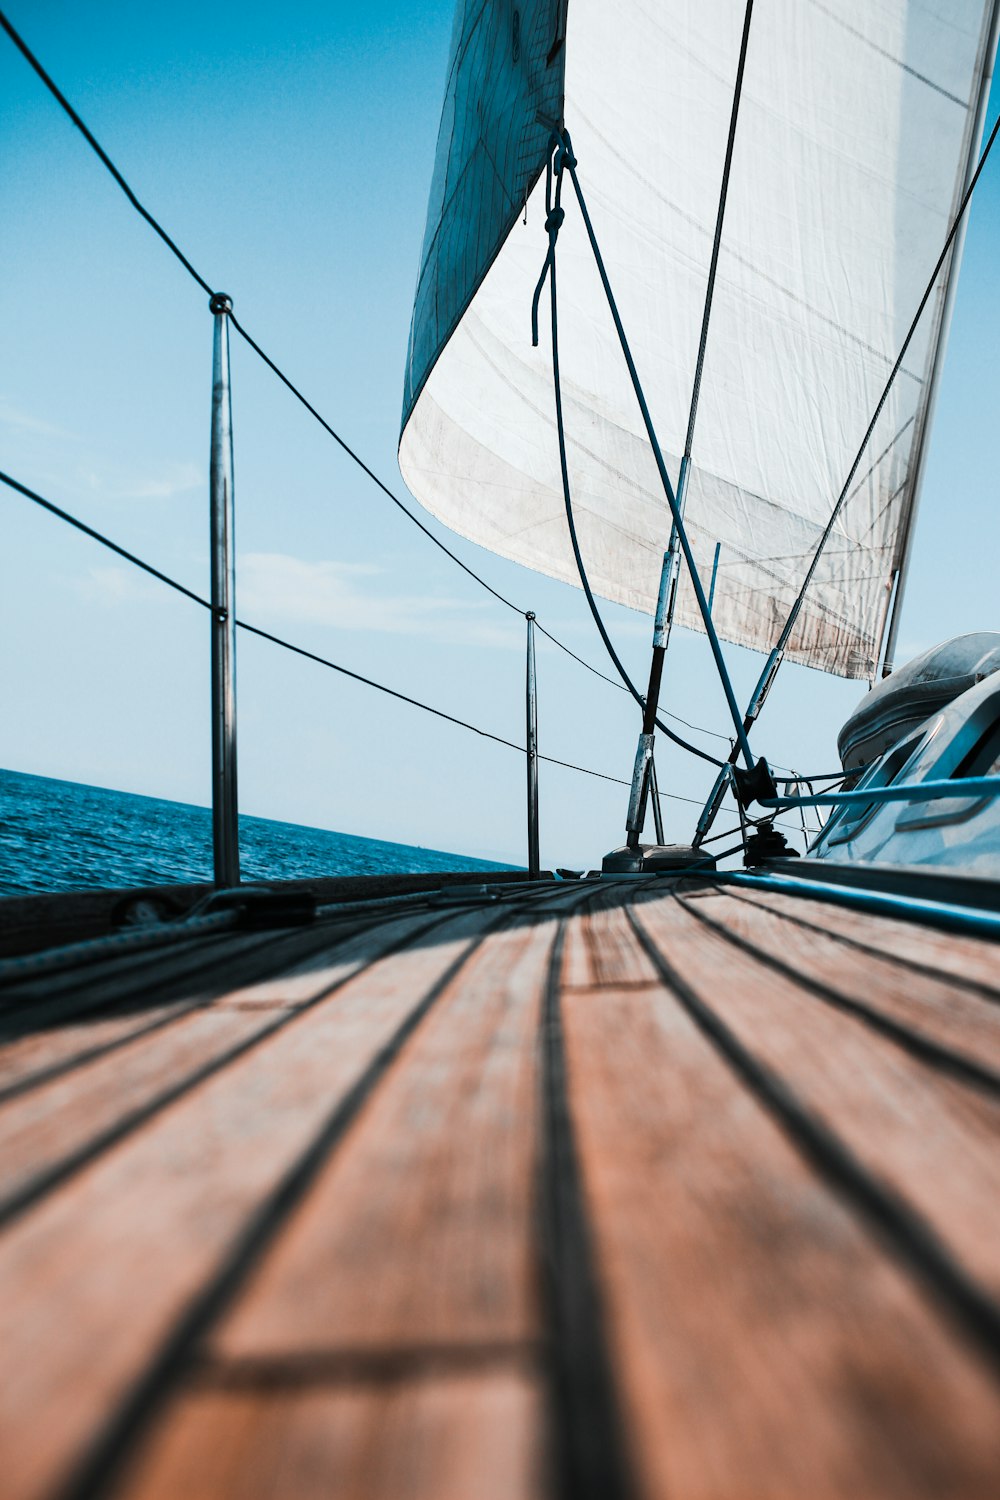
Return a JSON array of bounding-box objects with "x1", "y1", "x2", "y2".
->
[{"x1": 0, "y1": 768, "x2": 516, "y2": 896}]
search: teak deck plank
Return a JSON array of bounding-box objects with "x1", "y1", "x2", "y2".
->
[
  {"x1": 0, "y1": 997, "x2": 202, "y2": 1096},
  {"x1": 0, "y1": 908, "x2": 495, "y2": 1500},
  {"x1": 632, "y1": 892, "x2": 1000, "y2": 1303},
  {"x1": 209, "y1": 911, "x2": 554, "y2": 1357},
  {"x1": 0, "y1": 917, "x2": 424, "y2": 1224},
  {"x1": 686, "y1": 889, "x2": 1000, "y2": 1079},
  {"x1": 0, "y1": 924, "x2": 356, "y2": 1091},
  {"x1": 118, "y1": 1371, "x2": 541, "y2": 1500},
  {"x1": 2, "y1": 880, "x2": 1000, "y2": 1499},
  {"x1": 563, "y1": 897, "x2": 1000, "y2": 1499},
  {"x1": 0, "y1": 1008, "x2": 279, "y2": 1218},
  {"x1": 733, "y1": 884, "x2": 1000, "y2": 997},
  {"x1": 562, "y1": 891, "x2": 659, "y2": 991},
  {"x1": 117, "y1": 911, "x2": 559, "y2": 1499}
]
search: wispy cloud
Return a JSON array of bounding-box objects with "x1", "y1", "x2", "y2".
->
[
  {"x1": 69, "y1": 552, "x2": 522, "y2": 651},
  {"x1": 238, "y1": 552, "x2": 518, "y2": 648},
  {"x1": 80, "y1": 460, "x2": 203, "y2": 501},
  {"x1": 0, "y1": 398, "x2": 77, "y2": 441},
  {"x1": 75, "y1": 565, "x2": 164, "y2": 608},
  {"x1": 0, "y1": 397, "x2": 202, "y2": 501}
]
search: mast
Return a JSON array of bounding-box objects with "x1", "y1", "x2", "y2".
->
[{"x1": 880, "y1": 0, "x2": 1000, "y2": 678}]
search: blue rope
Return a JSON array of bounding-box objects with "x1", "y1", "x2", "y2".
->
[{"x1": 761, "y1": 775, "x2": 1000, "y2": 812}]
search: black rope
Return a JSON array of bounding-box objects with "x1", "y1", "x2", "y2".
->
[
  {"x1": 533, "y1": 620, "x2": 622, "y2": 691},
  {"x1": 537, "y1": 146, "x2": 727, "y2": 772},
  {"x1": 0, "y1": 467, "x2": 705, "y2": 807}
]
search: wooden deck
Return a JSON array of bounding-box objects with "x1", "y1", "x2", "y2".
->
[{"x1": 2, "y1": 875, "x2": 1000, "y2": 1499}]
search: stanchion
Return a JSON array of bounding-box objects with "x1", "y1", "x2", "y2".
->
[
  {"x1": 209, "y1": 292, "x2": 240, "y2": 887},
  {"x1": 525, "y1": 612, "x2": 540, "y2": 879}
]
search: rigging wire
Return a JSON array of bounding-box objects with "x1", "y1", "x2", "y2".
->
[
  {"x1": 561, "y1": 146, "x2": 758, "y2": 769},
  {"x1": 536, "y1": 149, "x2": 729, "y2": 772},
  {"x1": 0, "y1": 7, "x2": 731, "y2": 748},
  {"x1": 741, "y1": 106, "x2": 1000, "y2": 724},
  {"x1": 655, "y1": 0, "x2": 756, "y2": 645},
  {"x1": 683, "y1": 0, "x2": 754, "y2": 465},
  {"x1": 0, "y1": 467, "x2": 706, "y2": 806},
  {"x1": 4, "y1": 7, "x2": 913, "y2": 780},
  {"x1": 689, "y1": 106, "x2": 1000, "y2": 846}
]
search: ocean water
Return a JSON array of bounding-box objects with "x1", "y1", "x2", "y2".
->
[{"x1": 0, "y1": 768, "x2": 516, "y2": 895}]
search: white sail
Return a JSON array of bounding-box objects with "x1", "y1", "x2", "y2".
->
[{"x1": 401, "y1": 0, "x2": 998, "y2": 680}]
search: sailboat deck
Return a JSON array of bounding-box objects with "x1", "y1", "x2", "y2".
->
[{"x1": 2, "y1": 875, "x2": 1000, "y2": 1499}]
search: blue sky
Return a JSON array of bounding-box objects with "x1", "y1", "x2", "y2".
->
[{"x1": 2, "y1": 1, "x2": 999, "y2": 870}]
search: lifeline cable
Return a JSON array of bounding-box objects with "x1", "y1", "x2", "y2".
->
[
  {"x1": 0, "y1": 7, "x2": 746, "y2": 752},
  {"x1": 0, "y1": 468, "x2": 706, "y2": 806},
  {"x1": 0, "y1": 6, "x2": 731, "y2": 747},
  {"x1": 10, "y1": 10, "x2": 996, "y2": 796},
  {"x1": 0, "y1": 10, "x2": 213, "y2": 297},
  {"x1": 231, "y1": 309, "x2": 719, "y2": 749}
]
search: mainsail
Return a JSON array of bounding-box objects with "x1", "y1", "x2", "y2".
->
[{"x1": 400, "y1": 0, "x2": 999, "y2": 680}]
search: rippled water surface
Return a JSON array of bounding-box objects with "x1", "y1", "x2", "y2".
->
[{"x1": 0, "y1": 768, "x2": 515, "y2": 895}]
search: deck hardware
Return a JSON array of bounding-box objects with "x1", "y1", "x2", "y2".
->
[
  {"x1": 742, "y1": 819, "x2": 799, "y2": 867},
  {"x1": 732, "y1": 757, "x2": 778, "y2": 809}
]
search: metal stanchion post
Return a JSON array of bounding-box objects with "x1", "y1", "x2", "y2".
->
[
  {"x1": 209, "y1": 292, "x2": 240, "y2": 887},
  {"x1": 525, "y1": 612, "x2": 540, "y2": 879}
]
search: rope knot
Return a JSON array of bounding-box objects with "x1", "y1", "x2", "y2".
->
[{"x1": 545, "y1": 206, "x2": 565, "y2": 237}]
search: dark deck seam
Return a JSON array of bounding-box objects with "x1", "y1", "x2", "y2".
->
[
  {"x1": 710, "y1": 883, "x2": 1000, "y2": 1004},
  {"x1": 0, "y1": 915, "x2": 400, "y2": 1105},
  {"x1": 0, "y1": 929, "x2": 252, "y2": 1015},
  {"x1": 0, "y1": 927, "x2": 315, "y2": 1040},
  {"x1": 625, "y1": 894, "x2": 1000, "y2": 1381},
  {"x1": 0, "y1": 908, "x2": 461, "y2": 1232},
  {"x1": 673, "y1": 890, "x2": 1000, "y2": 1097},
  {"x1": 52, "y1": 894, "x2": 549, "y2": 1500},
  {"x1": 190, "y1": 1339, "x2": 540, "y2": 1390},
  {"x1": 538, "y1": 901, "x2": 639, "y2": 1500},
  {"x1": 0, "y1": 895, "x2": 439, "y2": 1020}
]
